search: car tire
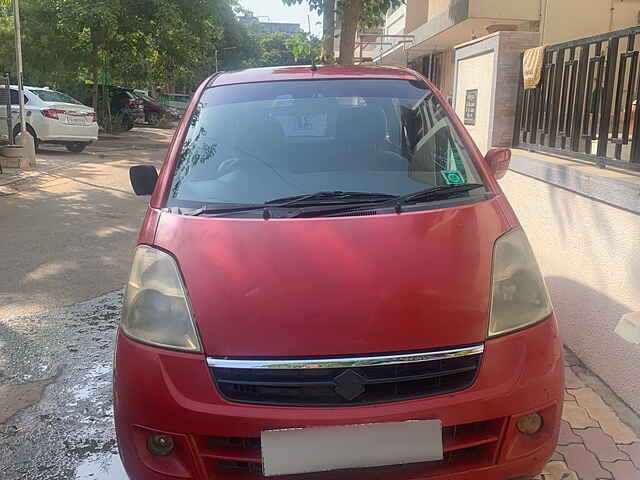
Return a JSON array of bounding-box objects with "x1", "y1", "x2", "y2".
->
[
  {"x1": 12, "y1": 124, "x2": 40, "y2": 152},
  {"x1": 124, "y1": 115, "x2": 135, "y2": 131},
  {"x1": 147, "y1": 112, "x2": 161, "y2": 127},
  {"x1": 65, "y1": 142, "x2": 89, "y2": 153}
]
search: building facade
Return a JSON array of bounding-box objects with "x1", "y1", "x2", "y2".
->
[
  {"x1": 370, "y1": 0, "x2": 540, "y2": 99},
  {"x1": 370, "y1": 0, "x2": 640, "y2": 100}
]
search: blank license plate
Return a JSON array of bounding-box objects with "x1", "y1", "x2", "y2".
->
[{"x1": 261, "y1": 420, "x2": 443, "y2": 477}]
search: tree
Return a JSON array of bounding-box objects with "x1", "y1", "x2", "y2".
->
[
  {"x1": 256, "y1": 32, "x2": 321, "y2": 67},
  {"x1": 5, "y1": 1, "x2": 252, "y2": 93},
  {"x1": 321, "y1": 0, "x2": 335, "y2": 63},
  {"x1": 337, "y1": 0, "x2": 362, "y2": 65},
  {"x1": 282, "y1": 0, "x2": 402, "y2": 65}
]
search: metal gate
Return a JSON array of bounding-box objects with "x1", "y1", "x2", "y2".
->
[
  {"x1": 0, "y1": 73, "x2": 15, "y2": 145},
  {"x1": 513, "y1": 26, "x2": 640, "y2": 170}
]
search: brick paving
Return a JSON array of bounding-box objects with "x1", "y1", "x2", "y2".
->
[{"x1": 532, "y1": 351, "x2": 640, "y2": 480}]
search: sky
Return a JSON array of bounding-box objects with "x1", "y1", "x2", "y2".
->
[{"x1": 238, "y1": 0, "x2": 323, "y2": 37}]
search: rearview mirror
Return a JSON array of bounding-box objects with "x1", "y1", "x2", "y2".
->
[
  {"x1": 485, "y1": 148, "x2": 511, "y2": 180},
  {"x1": 130, "y1": 165, "x2": 158, "y2": 195}
]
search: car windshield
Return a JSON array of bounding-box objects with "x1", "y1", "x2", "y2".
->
[
  {"x1": 168, "y1": 79, "x2": 484, "y2": 207},
  {"x1": 31, "y1": 89, "x2": 82, "y2": 105}
]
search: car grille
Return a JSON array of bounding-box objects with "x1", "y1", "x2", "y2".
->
[
  {"x1": 208, "y1": 345, "x2": 483, "y2": 406},
  {"x1": 195, "y1": 418, "x2": 506, "y2": 480}
]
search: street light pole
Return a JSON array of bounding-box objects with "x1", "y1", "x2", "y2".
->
[
  {"x1": 13, "y1": 0, "x2": 35, "y2": 166},
  {"x1": 13, "y1": 0, "x2": 25, "y2": 136},
  {"x1": 13, "y1": 0, "x2": 27, "y2": 133}
]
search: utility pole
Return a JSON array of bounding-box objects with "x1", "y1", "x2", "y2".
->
[{"x1": 13, "y1": 0, "x2": 35, "y2": 166}]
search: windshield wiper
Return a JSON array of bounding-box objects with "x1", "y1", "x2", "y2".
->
[
  {"x1": 183, "y1": 191, "x2": 397, "y2": 217},
  {"x1": 393, "y1": 183, "x2": 486, "y2": 210},
  {"x1": 182, "y1": 185, "x2": 486, "y2": 218},
  {"x1": 266, "y1": 191, "x2": 397, "y2": 207},
  {"x1": 183, "y1": 203, "x2": 267, "y2": 217}
]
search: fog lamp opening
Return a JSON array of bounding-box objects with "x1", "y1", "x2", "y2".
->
[
  {"x1": 147, "y1": 433, "x2": 175, "y2": 456},
  {"x1": 516, "y1": 413, "x2": 543, "y2": 435}
]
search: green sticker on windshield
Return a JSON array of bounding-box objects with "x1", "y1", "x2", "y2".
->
[{"x1": 441, "y1": 170, "x2": 465, "y2": 185}]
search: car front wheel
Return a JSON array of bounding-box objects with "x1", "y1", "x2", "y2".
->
[
  {"x1": 147, "y1": 112, "x2": 161, "y2": 127},
  {"x1": 65, "y1": 142, "x2": 89, "y2": 153}
]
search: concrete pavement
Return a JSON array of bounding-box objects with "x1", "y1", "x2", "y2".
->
[
  {"x1": 535, "y1": 349, "x2": 640, "y2": 480},
  {"x1": 1, "y1": 129, "x2": 170, "y2": 479},
  {"x1": 0, "y1": 128, "x2": 172, "y2": 319}
]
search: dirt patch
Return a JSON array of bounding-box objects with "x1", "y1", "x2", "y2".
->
[{"x1": 0, "y1": 377, "x2": 56, "y2": 424}]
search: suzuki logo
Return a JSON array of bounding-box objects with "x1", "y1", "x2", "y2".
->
[{"x1": 333, "y1": 370, "x2": 366, "y2": 401}]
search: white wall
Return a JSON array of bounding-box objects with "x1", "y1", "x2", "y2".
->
[
  {"x1": 454, "y1": 51, "x2": 495, "y2": 154},
  {"x1": 470, "y1": 0, "x2": 539, "y2": 21},
  {"x1": 385, "y1": 4, "x2": 407, "y2": 35},
  {"x1": 500, "y1": 171, "x2": 640, "y2": 414},
  {"x1": 541, "y1": 0, "x2": 640, "y2": 45}
]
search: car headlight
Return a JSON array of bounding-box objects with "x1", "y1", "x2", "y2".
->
[
  {"x1": 121, "y1": 245, "x2": 201, "y2": 352},
  {"x1": 489, "y1": 228, "x2": 553, "y2": 337}
]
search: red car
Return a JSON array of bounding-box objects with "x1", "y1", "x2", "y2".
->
[{"x1": 115, "y1": 65, "x2": 564, "y2": 480}]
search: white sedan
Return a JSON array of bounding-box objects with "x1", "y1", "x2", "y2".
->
[{"x1": 0, "y1": 86, "x2": 98, "y2": 153}]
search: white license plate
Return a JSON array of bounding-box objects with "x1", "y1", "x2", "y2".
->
[
  {"x1": 67, "y1": 116, "x2": 86, "y2": 125},
  {"x1": 261, "y1": 420, "x2": 443, "y2": 477}
]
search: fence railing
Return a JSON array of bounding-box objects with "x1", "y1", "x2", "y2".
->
[{"x1": 513, "y1": 26, "x2": 640, "y2": 171}]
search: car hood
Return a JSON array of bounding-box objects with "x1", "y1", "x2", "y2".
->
[{"x1": 154, "y1": 199, "x2": 511, "y2": 357}]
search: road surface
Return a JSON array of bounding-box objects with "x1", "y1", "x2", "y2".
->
[{"x1": 0, "y1": 129, "x2": 172, "y2": 479}]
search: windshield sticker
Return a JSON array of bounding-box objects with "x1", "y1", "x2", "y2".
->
[{"x1": 441, "y1": 170, "x2": 466, "y2": 185}]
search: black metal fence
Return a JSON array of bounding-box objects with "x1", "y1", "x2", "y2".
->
[{"x1": 513, "y1": 26, "x2": 640, "y2": 170}]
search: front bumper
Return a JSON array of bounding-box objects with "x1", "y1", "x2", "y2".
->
[{"x1": 114, "y1": 317, "x2": 564, "y2": 480}]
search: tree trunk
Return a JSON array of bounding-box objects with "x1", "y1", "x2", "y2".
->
[
  {"x1": 322, "y1": 0, "x2": 336, "y2": 63},
  {"x1": 338, "y1": 0, "x2": 362, "y2": 65}
]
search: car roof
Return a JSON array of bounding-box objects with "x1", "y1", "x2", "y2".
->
[
  {"x1": 6, "y1": 86, "x2": 58, "y2": 92},
  {"x1": 208, "y1": 65, "x2": 419, "y2": 88}
]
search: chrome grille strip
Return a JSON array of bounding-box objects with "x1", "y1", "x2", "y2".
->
[{"x1": 206, "y1": 344, "x2": 484, "y2": 370}]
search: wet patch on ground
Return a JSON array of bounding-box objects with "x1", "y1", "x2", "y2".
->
[
  {"x1": 0, "y1": 291, "x2": 128, "y2": 480},
  {"x1": 0, "y1": 376, "x2": 58, "y2": 424}
]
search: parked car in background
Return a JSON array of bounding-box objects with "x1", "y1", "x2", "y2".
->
[
  {"x1": 0, "y1": 86, "x2": 98, "y2": 152},
  {"x1": 108, "y1": 86, "x2": 143, "y2": 130},
  {"x1": 117, "y1": 66, "x2": 564, "y2": 480},
  {"x1": 132, "y1": 91, "x2": 179, "y2": 126},
  {"x1": 158, "y1": 93, "x2": 190, "y2": 117}
]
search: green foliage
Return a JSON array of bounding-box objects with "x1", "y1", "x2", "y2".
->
[
  {"x1": 282, "y1": 0, "x2": 402, "y2": 27},
  {"x1": 357, "y1": 0, "x2": 403, "y2": 28},
  {"x1": 256, "y1": 32, "x2": 321, "y2": 67},
  {"x1": 0, "y1": 13, "x2": 14, "y2": 75},
  {"x1": 0, "y1": 0, "x2": 258, "y2": 96},
  {"x1": 282, "y1": 0, "x2": 324, "y2": 14},
  {"x1": 0, "y1": 0, "x2": 323, "y2": 115}
]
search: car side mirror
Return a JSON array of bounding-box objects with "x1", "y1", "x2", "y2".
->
[
  {"x1": 130, "y1": 165, "x2": 158, "y2": 195},
  {"x1": 484, "y1": 148, "x2": 511, "y2": 180}
]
